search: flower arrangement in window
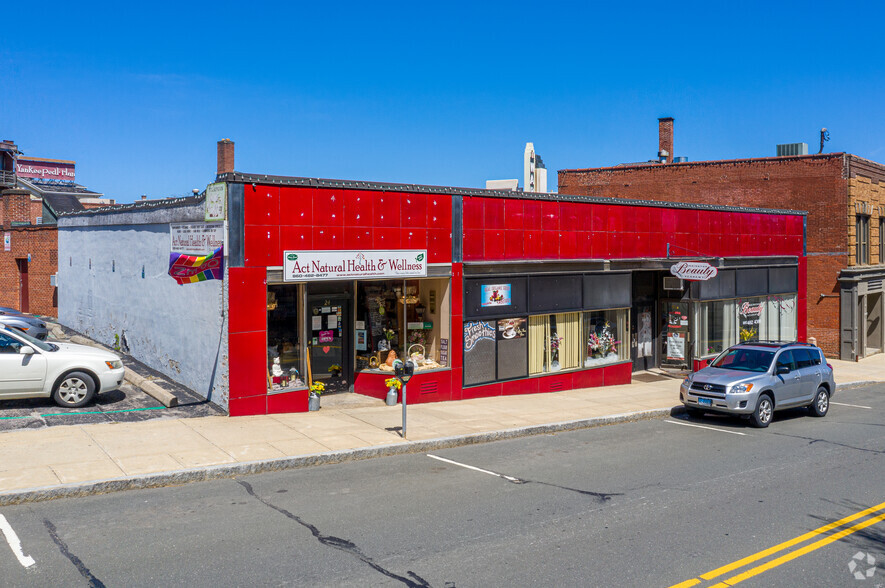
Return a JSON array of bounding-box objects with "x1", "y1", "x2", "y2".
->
[
  {"x1": 585, "y1": 322, "x2": 620, "y2": 366},
  {"x1": 549, "y1": 333, "x2": 563, "y2": 371},
  {"x1": 328, "y1": 364, "x2": 342, "y2": 377}
]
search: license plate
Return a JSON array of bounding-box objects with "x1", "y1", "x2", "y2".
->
[{"x1": 698, "y1": 398, "x2": 713, "y2": 407}]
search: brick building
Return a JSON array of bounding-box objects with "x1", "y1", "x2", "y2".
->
[{"x1": 559, "y1": 119, "x2": 885, "y2": 360}]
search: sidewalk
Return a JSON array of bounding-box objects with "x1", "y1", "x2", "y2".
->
[{"x1": 1, "y1": 355, "x2": 881, "y2": 505}]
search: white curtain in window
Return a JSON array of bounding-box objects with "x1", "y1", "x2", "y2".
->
[{"x1": 529, "y1": 315, "x2": 548, "y2": 374}]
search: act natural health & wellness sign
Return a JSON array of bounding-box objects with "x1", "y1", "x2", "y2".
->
[{"x1": 284, "y1": 250, "x2": 427, "y2": 282}]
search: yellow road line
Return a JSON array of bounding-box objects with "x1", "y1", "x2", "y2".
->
[
  {"x1": 711, "y1": 511, "x2": 885, "y2": 586},
  {"x1": 668, "y1": 500, "x2": 885, "y2": 588}
]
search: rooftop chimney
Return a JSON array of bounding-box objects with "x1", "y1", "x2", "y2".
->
[
  {"x1": 658, "y1": 117, "x2": 674, "y2": 164},
  {"x1": 217, "y1": 139, "x2": 235, "y2": 176}
]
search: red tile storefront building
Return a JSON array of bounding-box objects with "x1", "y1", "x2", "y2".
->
[
  {"x1": 217, "y1": 148, "x2": 807, "y2": 415},
  {"x1": 559, "y1": 119, "x2": 885, "y2": 360}
]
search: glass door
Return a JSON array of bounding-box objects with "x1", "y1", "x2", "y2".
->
[
  {"x1": 661, "y1": 300, "x2": 690, "y2": 370},
  {"x1": 307, "y1": 295, "x2": 351, "y2": 394}
]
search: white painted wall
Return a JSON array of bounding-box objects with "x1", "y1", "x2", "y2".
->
[{"x1": 58, "y1": 205, "x2": 228, "y2": 409}]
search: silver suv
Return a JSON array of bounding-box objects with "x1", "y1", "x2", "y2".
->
[{"x1": 680, "y1": 342, "x2": 836, "y2": 428}]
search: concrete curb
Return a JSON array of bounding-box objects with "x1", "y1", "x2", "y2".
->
[{"x1": 0, "y1": 406, "x2": 682, "y2": 506}]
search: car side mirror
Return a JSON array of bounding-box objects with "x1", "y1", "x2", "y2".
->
[
  {"x1": 19, "y1": 346, "x2": 34, "y2": 355},
  {"x1": 776, "y1": 364, "x2": 790, "y2": 375}
]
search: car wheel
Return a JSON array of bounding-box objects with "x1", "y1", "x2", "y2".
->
[
  {"x1": 685, "y1": 407, "x2": 706, "y2": 419},
  {"x1": 809, "y1": 387, "x2": 829, "y2": 417},
  {"x1": 52, "y1": 371, "x2": 95, "y2": 408},
  {"x1": 750, "y1": 394, "x2": 774, "y2": 428}
]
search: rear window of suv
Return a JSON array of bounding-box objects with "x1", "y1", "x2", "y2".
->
[{"x1": 711, "y1": 348, "x2": 775, "y2": 372}]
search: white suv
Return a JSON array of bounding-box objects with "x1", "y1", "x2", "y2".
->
[{"x1": 0, "y1": 324, "x2": 125, "y2": 408}]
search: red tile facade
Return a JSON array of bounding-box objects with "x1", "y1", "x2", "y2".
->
[{"x1": 227, "y1": 180, "x2": 806, "y2": 414}]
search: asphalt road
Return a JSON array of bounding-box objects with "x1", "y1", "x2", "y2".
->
[{"x1": 0, "y1": 384, "x2": 882, "y2": 587}]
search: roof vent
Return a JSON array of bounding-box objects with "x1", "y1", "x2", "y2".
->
[
  {"x1": 776, "y1": 143, "x2": 808, "y2": 156},
  {"x1": 674, "y1": 156, "x2": 688, "y2": 163}
]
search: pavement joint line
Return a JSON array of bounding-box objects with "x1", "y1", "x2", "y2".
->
[{"x1": 0, "y1": 407, "x2": 679, "y2": 506}]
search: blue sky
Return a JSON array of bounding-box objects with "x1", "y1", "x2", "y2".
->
[{"x1": 3, "y1": 1, "x2": 884, "y2": 202}]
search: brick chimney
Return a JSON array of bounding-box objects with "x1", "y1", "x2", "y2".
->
[
  {"x1": 217, "y1": 139, "x2": 235, "y2": 176},
  {"x1": 1, "y1": 188, "x2": 35, "y2": 226},
  {"x1": 658, "y1": 117, "x2": 674, "y2": 164}
]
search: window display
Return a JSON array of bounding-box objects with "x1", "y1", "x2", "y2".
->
[
  {"x1": 584, "y1": 309, "x2": 629, "y2": 366},
  {"x1": 695, "y1": 300, "x2": 737, "y2": 356},
  {"x1": 266, "y1": 285, "x2": 306, "y2": 391},
  {"x1": 355, "y1": 278, "x2": 450, "y2": 374}
]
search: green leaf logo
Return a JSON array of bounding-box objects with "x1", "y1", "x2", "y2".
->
[
  {"x1": 416, "y1": 253, "x2": 425, "y2": 262},
  {"x1": 287, "y1": 253, "x2": 298, "y2": 261}
]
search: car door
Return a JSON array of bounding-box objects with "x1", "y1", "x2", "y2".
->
[
  {"x1": 772, "y1": 349, "x2": 802, "y2": 405},
  {"x1": 0, "y1": 332, "x2": 47, "y2": 395},
  {"x1": 792, "y1": 348, "x2": 821, "y2": 402}
]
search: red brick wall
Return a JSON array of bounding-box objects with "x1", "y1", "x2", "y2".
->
[
  {"x1": 559, "y1": 154, "x2": 849, "y2": 356},
  {"x1": 0, "y1": 226, "x2": 59, "y2": 316}
]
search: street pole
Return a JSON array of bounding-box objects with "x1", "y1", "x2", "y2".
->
[{"x1": 401, "y1": 382, "x2": 407, "y2": 439}]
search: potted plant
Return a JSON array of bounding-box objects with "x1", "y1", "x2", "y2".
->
[
  {"x1": 308, "y1": 380, "x2": 324, "y2": 411},
  {"x1": 328, "y1": 364, "x2": 342, "y2": 377},
  {"x1": 384, "y1": 377, "x2": 401, "y2": 406}
]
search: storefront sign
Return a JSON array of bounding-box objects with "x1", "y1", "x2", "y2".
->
[
  {"x1": 669, "y1": 261, "x2": 718, "y2": 281},
  {"x1": 481, "y1": 284, "x2": 511, "y2": 307},
  {"x1": 463, "y1": 321, "x2": 495, "y2": 351},
  {"x1": 284, "y1": 250, "x2": 427, "y2": 281},
  {"x1": 170, "y1": 222, "x2": 225, "y2": 255},
  {"x1": 16, "y1": 158, "x2": 75, "y2": 182},
  {"x1": 318, "y1": 330, "x2": 334, "y2": 343},
  {"x1": 3, "y1": 232, "x2": 9, "y2": 252},
  {"x1": 739, "y1": 300, "x2": 764, "y2": 341},
  {"x1": 205, "y1": 182, "x2": 227, "y2": 221}
]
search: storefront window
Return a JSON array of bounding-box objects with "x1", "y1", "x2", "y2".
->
[
  {"x1": 695, "y1": 300, "x2": 737, "y2": 356},
  {"x1": 355, "y1": 278, "x2": 450, "y2": 374},
  {"x1": 767, "y1": 294, "x2": 797, "y2": 342},
  {"x1": 738, "y1": 297, "x2": 766, "y2": 342},
  {"x1": 267, "y1": 285, "x2": 307, "y2": 391},
  {"x1": 583, "y1": 309, "x2": 629, "y2": 366},
  {"x1": 528, "y1": 312, "x2": 582, "y2": 374}
]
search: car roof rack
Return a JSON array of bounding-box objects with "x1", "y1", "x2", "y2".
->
[{"x1": 735, "y1": 340, "x2": 814, "y2": 348}]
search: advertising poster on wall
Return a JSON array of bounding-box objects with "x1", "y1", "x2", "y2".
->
[
  {"x1": 480, "y1": 284, "x2": 511, "y2": 307},
  {"x1": 3, "y1": 232, "x2": 9, "y2": 252},
  {"x1": 170, "y1": 222, "x2": 225, "y2": 255},
  {"x1": 463, "y1": 321, "x2": 496, "y2": 385},
  {"x1": 637, "y1": 309, "x2": 652, "y2": 358}
]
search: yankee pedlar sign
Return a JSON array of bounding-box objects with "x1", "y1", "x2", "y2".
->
[
  {"x1": 669, "y1": 261, "x2": 718, "y2": 281},
  {"x1": 283, "y1": 250, "x2": 427, "y2": 282}
]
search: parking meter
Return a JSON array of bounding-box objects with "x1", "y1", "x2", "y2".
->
[{"x1": 394, "y1": 360, "x2": 415, "y2": 438}]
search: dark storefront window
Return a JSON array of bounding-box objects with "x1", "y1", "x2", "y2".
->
[{"x1": 880, "y1": 218, "x2": 884, "y2": 264}]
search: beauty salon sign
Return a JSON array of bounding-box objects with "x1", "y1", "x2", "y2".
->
[{"x1": 669, "y1": 261, "x2": 718, "y2": 281}]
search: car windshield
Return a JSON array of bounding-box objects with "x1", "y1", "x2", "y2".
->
[
  {"x1": 710, "y1": 348, "x2": 775, "y2": 372},
  {"x1": 2, "y1": 327, "x2": 54, "y2": 352}
]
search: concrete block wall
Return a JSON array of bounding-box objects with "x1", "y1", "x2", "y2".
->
[{"x1": 59, "y1": 209, "x2": 229, "y2": 408}]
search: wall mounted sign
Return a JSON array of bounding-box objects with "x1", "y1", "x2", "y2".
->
[
  {"x1": 283, "y1": 250, "x2": 427, "y2": 282},
  {"x1": 318, "y1": 330, "x2": 334, "y2": 343},
  {"x1": 669, "y1": 261, "x2": 718, "y2": 281},
  {"x1": 3, "y1": 232, "x2": 9, "y2": 252},
  {"x1": 463, "y1": 321, "x2": 495, "y2": 351},
  {"x1": 481, "y1": 283, "x2": 511, "y2": 307},
  {"x1": 204, "y1": 182, "x2": 227, "y2": 221},
  {"x1": 170, "y1": 222, "x2": 225, "y2": 255}
]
